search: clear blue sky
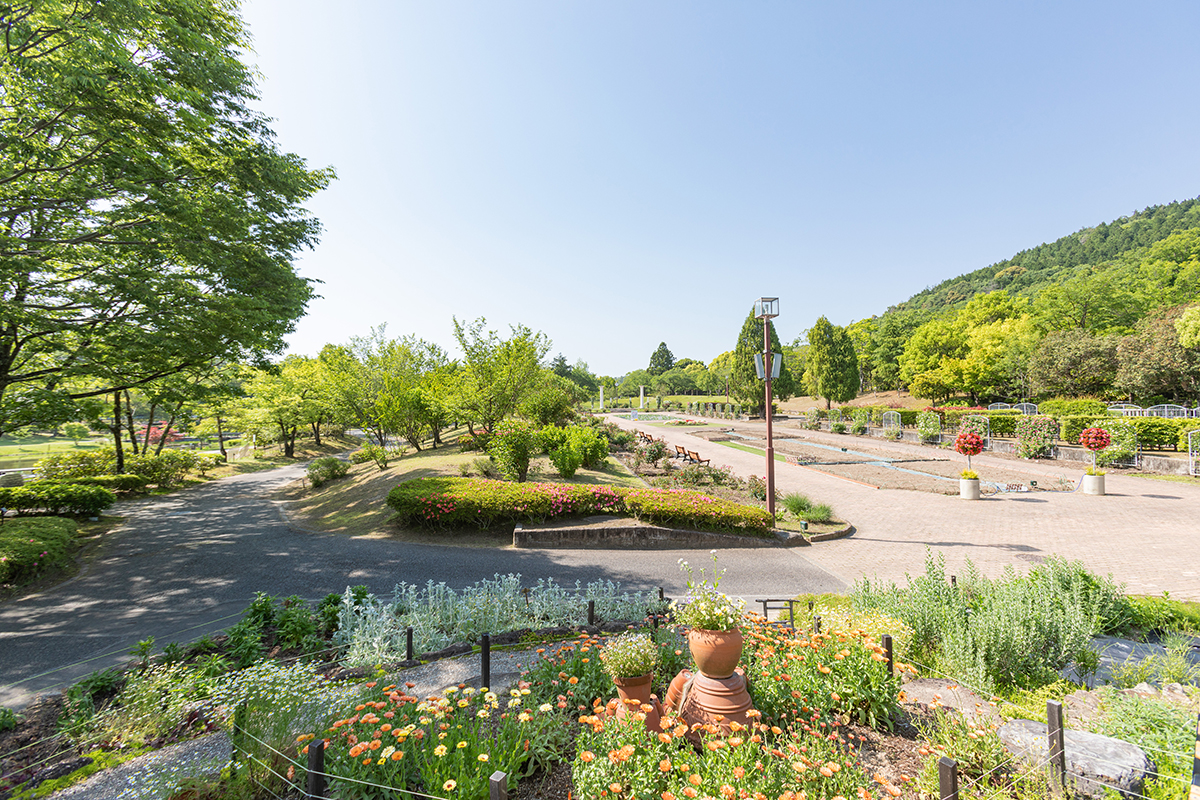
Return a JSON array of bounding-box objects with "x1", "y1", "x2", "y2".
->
[{"x1": 240, "y1": 0, "x2": 1200, "y2": 377}]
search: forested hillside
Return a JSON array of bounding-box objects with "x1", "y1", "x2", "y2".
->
[
  {"x1": 836, "y1": 197, "x2": 1200, "y2": 407},
  {"x1": 895, "y1": 197, "x2": 1200, "y2": 313}
]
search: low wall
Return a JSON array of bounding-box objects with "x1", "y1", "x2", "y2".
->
[{"x1": 513, "y1": 515, "x2": 798, "y2": 549}]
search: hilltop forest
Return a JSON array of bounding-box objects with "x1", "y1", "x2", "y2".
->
[{"x1": 836, "y1": 197, "x2": 1200, "y2": 407}]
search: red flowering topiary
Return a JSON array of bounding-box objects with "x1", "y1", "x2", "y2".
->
[
  {"x1": 955, "y1": 430, "x2": 984, "y2": 474},
  {"x1": 1078, "y1": 427, "x2": 1111, "y2": 452}
]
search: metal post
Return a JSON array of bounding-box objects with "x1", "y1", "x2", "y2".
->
[
  {"x1": 489, "y1": 770, "x2": 508, "y2": 800},
  {"x1": 481, "y1": 634, "x2": 490, "y2": 691},
  {"x1": 306, "y1": 739, "x2": 326, "y2": 800},
  {"x1": 659, "y1": 587, "x2": 664, "y2": 601},
  {"x1": 587, "y1": 600, "x2": 595, "y2": 626},
  {"x1": 950, "y1": 575, "x2": 957, "y2": 588},
  {"x1": 1048, "y1": 700, "x2": 1066, "y2": 794},
  {"x1": 763, "y1": 318, "x2": 775, "y2": 521},
  {"x1": 406, "y1": 626, "x2": 413, "y2": 661},
  {"x1": 787, "y1": 600, "x2": 795, "y2": 629},
  {"x1": 1189, "y1": 712, "x2": 1199, "y2": 800},
  {"x1": 938, "y1": 756, "x2": 958, "y2": 800},
  {"x1": 883, "y1": 634, "x2": 894, "y2": 677}
]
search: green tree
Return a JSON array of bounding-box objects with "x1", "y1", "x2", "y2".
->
[
  {"x1": 0, "y1": 0, "x2": 333, "y2": 434},
  {"x1": 845, "y1": 318, "x2": 878, "y2": 393},
  {"x1": 1029, "y1": 330, "x2": 1119, "y2": 398},
  {"x1": 1032, "y1": 269, "x2": 1143, "y2": 334},
  {"x1": 1115, "y1": 308, "x2": 1200, "y2": 404},
  {"x1": 58, "y1": 422, "x2": 90, "y2": 445},
  {"x1": 235, "y1": 358, "x2": 326, "y2": 458},
  {"x1": 648, "y1": 343, "x2": 676, "y2": 376},
  {"x1": 872, "y1": 311, "x2": 926, "y2": 393},
  {"x1": 803, "y1": 317, "x2": 860, "y2": 409},
  {"x1": 1177, "y1": 305, "x2": 1200, "y2": 349},
  {"x1": 899, "y1": 316, "x2": 966, "y2": 404},
  {"x1": 730, "y1": 311, "x2": 796, "y2": 412},
  {"x1": 451, "y1": 318, "x2": 549, "y2": 432}
]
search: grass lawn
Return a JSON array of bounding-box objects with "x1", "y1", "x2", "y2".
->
[{"x1": 279, "y1": 437, "x2": 647, "y2": 544}]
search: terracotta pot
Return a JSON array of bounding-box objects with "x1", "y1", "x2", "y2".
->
[
  {"x1": 688, "y1": 628, "x2": 743, "y2": 678},
  {"x1": 674, "y1": 668, "x2": 754, "y2": 739},
  {"x1": 664, "y1": 669, "x2": 693, "y2": 712},
  {"x1": 959, "y1": 478, "x2": 980, "y2": 500},
  {"x1": 612, "y1": 673, "x2": 662, "y2": 732}
]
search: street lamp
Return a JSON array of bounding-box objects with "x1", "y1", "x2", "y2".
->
[{"x1": 754, "y1": 297, "x2": 779, "y2": 521}]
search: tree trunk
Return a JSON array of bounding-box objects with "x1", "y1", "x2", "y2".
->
[
  {"x1": 123, "y1": 390, "x2": 139, "y2": 455},
  {"x1": 112, "y1": 391, "x2": 125, "y2": 474},
  {"x1": 142, "y1": 401, "x2": 158, "y2": 452},
  {"x1": 310, "y1": 418, "x2": 322, "y2": 446},
  {"x1": 154, "y1": 402, "x2": 182, "y2": 455},
  {"x1": 216, "y1": 415, "x2": 227, "y2": 460},
  {"x1": 281, "y1": 424, "x2": 296, "y2": 457},
  {"x1": 826, "y1": 397, "x2": 831, "y2": 410}
]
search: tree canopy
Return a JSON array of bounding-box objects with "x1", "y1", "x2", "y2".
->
[
  {"x1": 804, "y1": 317, "x2": 860, "y2": 408},
  {"x1": 730, "y1": 311, "x2": 795, "y2": 411},
  {"x1": 0, "y1": 0, "x2": 333, "y2": 434},
  {"x1": 648, "y1": 343, "x2": 675, "y2": 376}
]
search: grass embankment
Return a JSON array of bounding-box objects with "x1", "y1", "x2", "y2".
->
[
  {"x1": 0, "y1": 516, "x2": 121, "y2": 597},
  {"x1": 281, "y1": 435, "x2": 646, "y2": 544}
]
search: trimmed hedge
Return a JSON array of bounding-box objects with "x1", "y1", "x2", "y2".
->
[
  {"x1": 1061, "y1": 416, "x2": 1196, "y2": 451},
  {"x1": 66, "y1": 474, "x2": 149, "y2": 493},
  {"x1": 0, "y1": 483, "x2": 116, "y2": 516},
  {"x1": 1179, "y1": 422, "x2": 1200, "y2": 451},
  {"x1": 1038, "y1": 398, "x2": 1110, "y2": 418},
  {"x1": 0, "y1": 517, "x2": 78, "y2": 584},
  {"x1": 385, "y1": 477, "x2": 774, "y2": 535}
]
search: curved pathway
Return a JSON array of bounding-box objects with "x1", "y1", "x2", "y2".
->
[
  {"x1": 612, "y1": 414, "x2": 1200, "y2": 603},
  {"x1": 0, "y1": 462, "x2": 842, "y2": 709}
]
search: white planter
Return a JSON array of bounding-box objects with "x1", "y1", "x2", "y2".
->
[
  {"x1": 959, "y1": 478, "x2": 981, "y2": 500},
  {"x1": 1082, "y1": 474, "x2": 1105, "y2": 496}
]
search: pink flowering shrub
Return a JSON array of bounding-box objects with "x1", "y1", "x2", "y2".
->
[{"x1": 386, "y1": 477, "x2": 774, "y2": 535}]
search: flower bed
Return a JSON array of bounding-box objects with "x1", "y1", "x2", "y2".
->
[{"x1": 386, "y1": 477, "x2": 774, "y2": 535}]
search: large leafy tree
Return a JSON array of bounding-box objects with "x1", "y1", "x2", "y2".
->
[
  {"x1": 803, "y1": 317, "x2": 859, "y2": 409},
  {"x1": 1115, "y1": 307, "x2": 1200, "y2": 404},
  {"x1": 0, "y1": 1, "x2": 333, "y2": 434},
  {"x1": 1029, "y1": 330, "x2": 1118, "y2": 398},
  {"x1": 730, "y1": 311, "x2": 795, "y2": 412},
  {"x1": 451, "y1": 317, "x2": 549, "y2": 433}
]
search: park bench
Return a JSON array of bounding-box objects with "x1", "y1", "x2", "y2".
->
[
  {"x1": 675, "y1": 445, "x2": 689, "y2": 460},
  {"x1": 687, "y1": 450, "x2": 710, "y2": 466}
]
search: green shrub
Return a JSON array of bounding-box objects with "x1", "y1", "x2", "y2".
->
[
  {"x1": 125, "y1": 450, "x2": 199, "y2": 486},
  {"x1": 537, "y1": 424, "x2": 568, "y2": 454},
  {"x1": 917, "y1": 411, "x2": 941, "y2": 442},
  {"x1": 830, "y1": 421, "x2": 847, "y2": 434},
  {"x1": 1060, "y1": 415, "x2": 1105, "y2": 445},
  {"x1": 276, "y1": 596, "x2": 320, "y2": 651},
  {"x1": 1122, "y1": 594, "x2": 1200, "y2": 634},
  {"x1": 548, "y1": 444, "x2": 583, "y2": 478},
  {"x1": 1176, "y1": 420, "x2": 1200, "y2": 451},
  {"x1": 852, "y1": 553, "x2": 1115, "y2": 694},
  {"x1": 35, "y1": 449, "x2": 117, "y2": 480},
  {"x1": 804, "y1": 408, "x2": 822, "y2": 429},
  {"x1": 1127, "y1": 416, "x2": 1181, "y2": 450},
  {"x1": 0, "y1": 706, "x2": 17, "y2": 732},
  {"x1": 1015, "y1": 415, "x2": 1057, "y2": 458},
  {"x1": 986, "y1": 412, "x2": 1018, "y2": 437},
  {"x1": 1038, "y1": 398, "x2": 1110, "y2": 418},
  {"x1": 307, "y1": 456, "x2": 349, "y2": 488},
  {"x1": 0, "y1": 483, "x2": 115, "y2": 515},
  {"x1": 0, "y1": 517, "x2": 78, "y2": 584},
  {"x1": 487, "y1": 419, "x2": 538, "y2": 482},
  {"x1": 1096, "y1": 419, "x2": 1137, "y2": 466},
  {"x1": 385, "y1": 477, "x2": 774, "y2": 534},
  {"x1": 348, "y1": 448, "x2": 374, "y2": 464},
  {"x1": 0, "y1": 471, "x2": 24, "y2": 488},
  {"x1": 65, "y1": 474, "x2": 149, "y2": 492},
  {"x1": 567, "y1": 425, "x2": 609, "y2": 469},
  {"x1": 1088, "y1": 688, "x2": 1195, "y2": 799}
]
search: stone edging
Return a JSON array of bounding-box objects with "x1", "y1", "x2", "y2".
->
[
  {"x1": 513, "y1": 519, "x2": 795, "y2": 548},
  {"x1": 807, "y1": 522, "x2": 855, "y2": 543}
]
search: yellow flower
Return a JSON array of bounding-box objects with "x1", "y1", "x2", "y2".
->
[
  {"x1": 478, "y1": 753, "x2": 489, "y2": 762},
  {"x1": 434, "y1": 745, "x2": 447, "y2": 757},
  {"x1": 443, "y1": 779, "x2": 457, "y2": 792},
  {"x1": 457, "y1": 741, "x2": 468, "y2": 749}
]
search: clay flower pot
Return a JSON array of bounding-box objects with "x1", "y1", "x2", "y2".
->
[
  {"x1": 611, "y1": 672, "x2": 661, "y2": 732},
  {"x1": 688, "y1": 628, "x2": 743, "y2": 679}
]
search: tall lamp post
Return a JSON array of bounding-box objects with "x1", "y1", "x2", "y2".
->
[{"x1": 754, "y1": 297, "x2": 779, "y2": 521}]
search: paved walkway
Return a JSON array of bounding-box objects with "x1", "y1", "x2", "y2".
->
[
  {"x1": 611, "y1": 414, "x2": 1200, "y2": 601},
  {"x1": 0, "y1": 463, "x2": 842, "y2": 709}
]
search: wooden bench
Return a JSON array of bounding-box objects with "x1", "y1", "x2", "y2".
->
[
  {"x1": 675, "y1": 445, "x2": 689, "y2": 460},
  {"x1": 687, "y1": 450, "x2": 710, "y2": 466}
]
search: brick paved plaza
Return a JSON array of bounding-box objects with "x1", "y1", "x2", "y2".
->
[{"x1": 613, "y1": 415, "x2": 1200, "y2": 600}]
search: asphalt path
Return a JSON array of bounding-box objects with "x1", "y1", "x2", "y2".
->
[{"x1": 0, "y1": 462, "x2": 842, "y2": 709}]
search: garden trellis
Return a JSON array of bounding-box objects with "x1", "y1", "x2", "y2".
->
[
  {"x1": 1014, "y1": 402, "x2": 1039, "y2": 415},
  {"x1": 881, "y1": 410, "x2": 902, "y2": 437}
]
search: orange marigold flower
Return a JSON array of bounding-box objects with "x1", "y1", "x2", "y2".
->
[
  {"x1": 580, "y1": 751, "x2": 596, "y2": 762},
  {"x1": 683, "y1": 789, "x2": 698, "y2": 799},
  {"x1": 689, "y1": 773, "x2": 702, "y2": 786}
]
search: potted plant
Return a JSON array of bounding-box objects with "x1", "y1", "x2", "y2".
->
[
  {"x1": 955, "y1": 430, "x2": 984, "y2": 500},
  {"x1": 601, "y1": 631, "x2": 661, "y2": 730},
  {"x1": 671, "y1": 552, "x2": 744, "y2": 678},
  {"x1": 1079, "y1": 427, "x2": 1111, "y2": 496}
]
